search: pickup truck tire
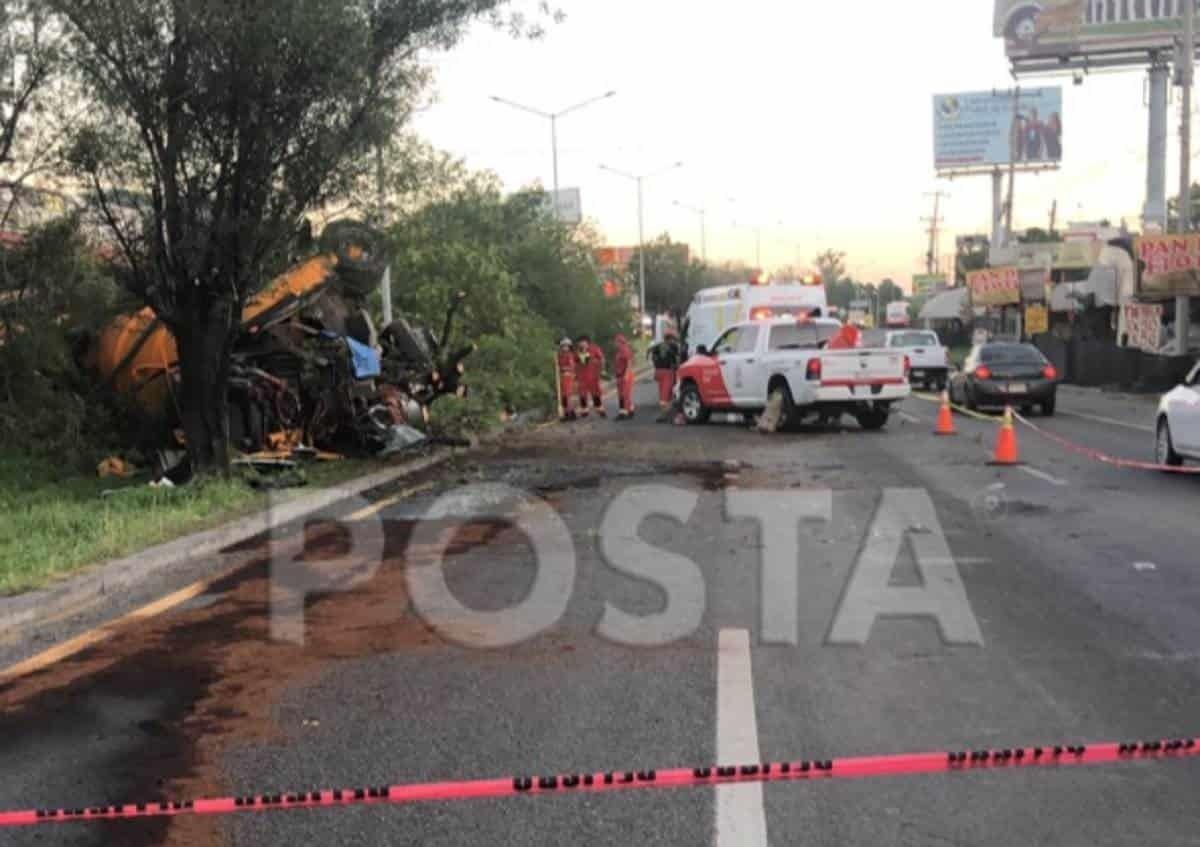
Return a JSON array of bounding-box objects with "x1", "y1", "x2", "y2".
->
[
  {"x1": 764, "y1": 383, "x2": 795, "y2": 433},
  {"x1": 679, "y1": 382, "x2": 710, "y2": 425},
  {"x1": 856, "y1": 405, "x2": 890, "y2": 431}
]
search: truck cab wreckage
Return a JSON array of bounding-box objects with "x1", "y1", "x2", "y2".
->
[{"x1": 84, "y1": 221, "x2": 474, "y2": 467}]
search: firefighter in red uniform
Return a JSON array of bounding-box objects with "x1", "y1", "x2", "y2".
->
[
  {"x1": 827, "y1": 322, "x2": 862, "y2": 350},
  {"x1": 575, "y1": 335, "x2": 606, "y2": 417},
  {"x1": 613, "y1": 334, "x2": 635, "y2": 420},
  {"x1": 556, "y1": 338, "x2": 578, "y2": 421}
]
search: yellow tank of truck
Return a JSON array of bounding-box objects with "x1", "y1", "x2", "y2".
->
[{"x1": 88, "y1": 254, "x2": 341, "y2": 418}]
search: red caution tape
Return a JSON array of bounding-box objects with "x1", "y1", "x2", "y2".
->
[
  {"x1": 1011, "y1": 411, "x2": 1200, "y2": 474},
  {"x1": 2, "y1": 737, "x2": 1197, "y2": 827}
]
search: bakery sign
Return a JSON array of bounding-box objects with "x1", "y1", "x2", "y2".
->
[
  {"x1": 968, "y1": 266, "x2": 1021, "y2": 307},
  {"x1": 1135, "y1": 233, "x2": 1200, "y2": 299}
]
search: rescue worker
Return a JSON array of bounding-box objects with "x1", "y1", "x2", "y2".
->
[
  {"x1": 576, "y1": 334, "x2": 606, "y2": 417},
  {"x1": 613, "y1": 333, "x2": 635, "y2": 420},
  {"x1": 556, "y1": 338, "x2": 578, "y2": 421},
  {"x1": 827, "y1": 321, "x2": 862, "y2": 350},
  {"x1": 649, "y1": 329, "x2": 682, "y2": 416}
]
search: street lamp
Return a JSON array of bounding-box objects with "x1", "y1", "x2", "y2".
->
[
  {"x1": 673, "y1": 200, "x2": 707, "y2": 263},
  {"x1": 599, "y1": 161, "x2": 684, "y2": 321},
  {"x1": 489, "y1": 90, "x2": 616, "y2": 200}
]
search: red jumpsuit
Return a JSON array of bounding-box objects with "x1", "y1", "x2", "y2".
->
[
  {"x1": 613, "y1": 335, "x2": 635, "y2": 416},
  {"x1": 827, "y1": 324, "x2": 862, "y2": 350},
  {"x1": 577, "y1": 342, "x2": 606, "y2": 414},
  {"x1": 556, "y1": 347, "x2": 577, "y2": 419}
]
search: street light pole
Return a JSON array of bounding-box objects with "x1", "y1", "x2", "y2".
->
[
  {"x1": 490, "y1": 90, "x2": 616, "y2": 206},
  {"x1": 600, "y1": 162, "x2": 684, "y2": 321}
]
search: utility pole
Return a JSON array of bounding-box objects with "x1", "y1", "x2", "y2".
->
[
  {"x1": 600, "y1": 162, "x2": 684, "y2": 322},
  {"x1": 1178, "y1": 0, "x2": 1195, "y2": 355},
  {"x1": 1049, "y1": 199, "x2": 1057, "y2": 234},
  {"x1": 1005, "y1": 87, "x2": 1021, "y2": 245},
  {"x1": 922, "y1": 191, "x2": 947, "y2": 275},
  {"x1": 376, "y1": 145, "x2": 392, "y2": 325}
]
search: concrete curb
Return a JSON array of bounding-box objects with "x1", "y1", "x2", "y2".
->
[{"x1": 0, "y1": 365, "x2": 656, "y2": 644}]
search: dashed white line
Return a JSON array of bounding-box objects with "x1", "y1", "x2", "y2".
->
[
  {"x1": 1017, "y1": 466, "x2": 1069, "y2": 487},
  {"x1": 716, "y1": 628, "x2": 767, "y2": 847},
  {"x1": 1057, "y1": 409, "x2": 1155, "y2": 434}
]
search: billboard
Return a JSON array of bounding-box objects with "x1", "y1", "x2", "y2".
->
[
  {"x1": 934, "y1": 88, "x2": 1063, "y2": 172},
  {"x1": 996, "y1": 0, "x2": 1200, "y2": 61},
  {"x1": 968, "y1": 267, "x2": 1022, "y2": 306},
  {"x1": 912, "y1": 273, "x2": 947, "y2": 296},
  {"x1": 1135, "y1": 233, "x2": 1200, "y2": 298},
  {"x1": 546, "y1": 188, "x2": 582, "y2": 224}
]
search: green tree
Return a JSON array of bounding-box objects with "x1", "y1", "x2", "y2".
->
[
  {"x1": 55, "y1": 0, "x2": 528, "y2": 474},
  {"x1": 632, "y1": 235, "x2": 699, "y2": 317},
  {"x1": 386, "y1": 176, "x2": 631, "y2": 427},
  {"x1": 814, "y1": 249, "x2": 847, "y2": 288}
]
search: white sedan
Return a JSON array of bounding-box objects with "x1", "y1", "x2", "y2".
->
[{"x1": 1156, "y1": 361, "x2": 1200, "y2": 468}]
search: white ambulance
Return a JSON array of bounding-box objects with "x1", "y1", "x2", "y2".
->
[{"x1": 682, "y1": 273, "x2": 828, "y2": 356}]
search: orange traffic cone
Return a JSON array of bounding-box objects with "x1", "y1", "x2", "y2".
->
[
  {"x1": 934, "y1": 391, "x2": 956, "y2": 436},
  {"x1": 990, "y1": 406, "x2": 1020, "y2": 466}
]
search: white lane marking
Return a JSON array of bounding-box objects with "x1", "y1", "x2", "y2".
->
[
  {"x1": 1017, "y1": 466, "x2": 1069, "y2": 487},
  {"x1": 716, "y1": 628, "x2": 768, "y2": 847},
  {"x1": 897, "y1": 411, "x2": 922, "y2": 424},
  {"x1": 1133, "y1": 561, "x2": 1158, "y2": 572},
  {"x1": 1057, "y1": 409, "x2": 1155, "y2": 434}
]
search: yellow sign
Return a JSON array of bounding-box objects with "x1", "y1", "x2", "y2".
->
[
  {"x1": 968, "y1": 267, "x2": 1021, "y2": 307},
  {"x1": 1024, "y1": 304, "x2": 1049, "y2": 335}
]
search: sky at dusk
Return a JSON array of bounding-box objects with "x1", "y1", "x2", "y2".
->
[{"x1": 414, "y1": 0, "x2": 1177, "y2": 291}]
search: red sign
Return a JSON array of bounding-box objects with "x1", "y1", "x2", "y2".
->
[{"x1": 968, "y1": 267, "x2": 1021, "y2": 306}]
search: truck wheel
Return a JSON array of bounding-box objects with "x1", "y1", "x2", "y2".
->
[
  {"x1": 680, "y1": 383, "x2": 710, "y2": 425},
  {"x1": 856, "y1": 405, "x2": 890, "y2": 431},
  {"x1": 764, "y1": 383, "x2": 796, "y2": 433}
]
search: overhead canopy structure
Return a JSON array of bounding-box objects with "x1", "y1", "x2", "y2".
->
[
  {"x1": 1050, "y1": 265, "x2": 1119, "y2": 312},
  {"x1": 919, "y1": 287, "x2": 969, "y2": 322}
]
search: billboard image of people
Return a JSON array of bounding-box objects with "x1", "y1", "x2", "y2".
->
[
  {"x1": 934, "y1": 88, "x2": 1063, "y2": 171},
  {"x1": 996, "y1": 0, "x2": 1200, "y2": 61}
]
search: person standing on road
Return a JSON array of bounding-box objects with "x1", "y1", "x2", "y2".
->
[
  {"x1": 649, "y1": 329, "x2": 682, "y2": 414},
  {"x1": 574, "y1": 335, "x2": 601, "y2": 418},
  {"x1": 584, "y1": 335, "x2": 607, "y2": 417},
  {"x1": 556, "y1": 338, "x2": 578, "y2": 422},
  {"x1": 613, "y1": 333, "x2": 635, "y2": 420}
]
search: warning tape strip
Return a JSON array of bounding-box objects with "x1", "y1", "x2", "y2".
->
[
  {"x1": 913, "y1": 391, "x2": 1200, "y2": 475},
  {"x1": 3, "y1": 736, "x2": 1198, "y2": 827},
  {"x1": 1010, "y1": 410, "x2": 1200, "y2": 475}
]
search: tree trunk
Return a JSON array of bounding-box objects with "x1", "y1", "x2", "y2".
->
[{"x1": 173, "y1": 295, "x2": 238, "y2": 477}]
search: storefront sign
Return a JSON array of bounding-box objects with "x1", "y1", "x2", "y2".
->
[
  {"x1": 968, "y1": 267, "x2": 1021, "y2": 307},
  {"x1": 1123, "y1": 302, "x2": 1164, "y2": 353}
]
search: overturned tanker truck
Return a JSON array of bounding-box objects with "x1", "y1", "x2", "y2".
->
[{"x1": 84, "y1": 221, "x2": 474, "y2": 459}]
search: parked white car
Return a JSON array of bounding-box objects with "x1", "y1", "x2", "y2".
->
[
  {"x1": 1156, "y1": 362, "x2": 1200, "y2": 468},
  {"x1": 865, "y1": 329, "x2": 950, "y2": 391}
]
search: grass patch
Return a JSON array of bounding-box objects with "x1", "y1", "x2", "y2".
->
[{"x1": 0, "y1": 451, "x2": 376, "y2": 595}]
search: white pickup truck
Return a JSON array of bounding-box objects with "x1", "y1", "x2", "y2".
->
[
  {"x1": 675, "y1": 317, "x2": 911, "y2": 430},
  {"x1": 865, "y1": 328, "x2": 950, "y2": 391}
]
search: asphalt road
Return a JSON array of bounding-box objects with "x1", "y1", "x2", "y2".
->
[{"x1": 3, "y1": 378, "x2": 1200, "y2": 845}]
